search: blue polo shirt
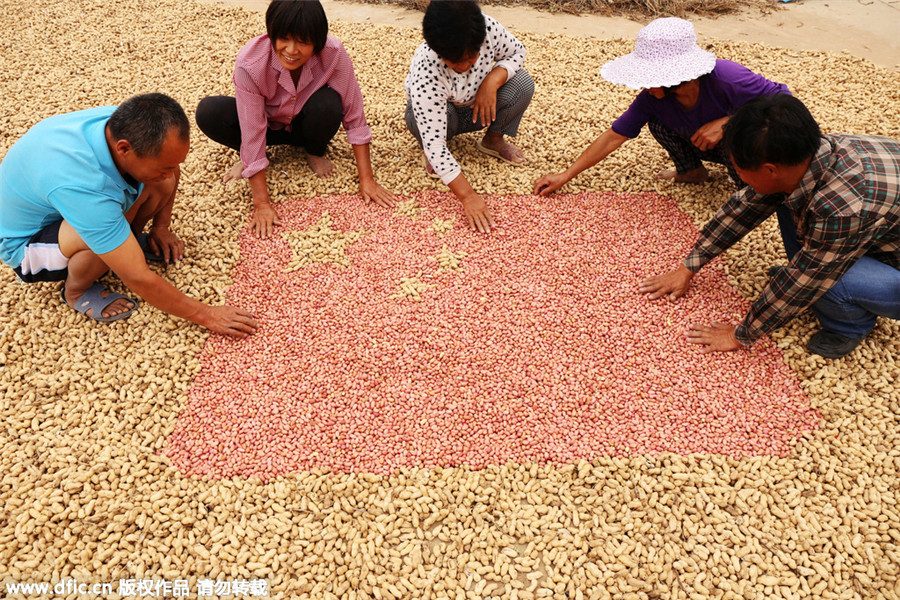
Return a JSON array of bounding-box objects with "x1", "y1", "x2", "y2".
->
[{"x1": 0, "y1": 107, "x2": 142, "y2": 268}]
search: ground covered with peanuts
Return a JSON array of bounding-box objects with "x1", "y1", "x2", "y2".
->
[
  {"x1": 165, "y1": 191, "x2": 820, "y2": 480},
  {"x1": 1, "y1": 1, "x2": 899, "y2": 599}
]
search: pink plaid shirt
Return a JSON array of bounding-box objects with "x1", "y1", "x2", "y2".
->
[{"x1": 234, "y1": 34, "x2": 372, "y2": 178}]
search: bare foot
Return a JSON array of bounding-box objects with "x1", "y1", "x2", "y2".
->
[
  {"x1": 306, "y1": 154, "x2": 334, "y2": 178},
  {"x1": 655, "y1": 166, "x2": 709, "y2": 183},
  {"x1": 65, "y1": 286, "x2": 134, "y2": 319},
  {"x1": 223, "y1": 160, "x2": 243, "y2": 184},
  {"x1": 478, "y1": 134, "x2": 527, "y2": 164}
]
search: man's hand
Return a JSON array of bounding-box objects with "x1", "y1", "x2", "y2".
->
[
  {"x1": 639, "y1": 264, "x2": 694, "y2": 300},
  {"x1": 148, "y1": 226, "x2": 185, "y2": 263},
  {"x1": 533, "y1": 172, "x2": 569, "y2": 197},
  {"x1": 202, "y1": 305, "x2": 258, "y2": 339},
  {"x1": 101, "y1": 236, "x2": 258, "y2": 339},
  {"x1": 251, "y1": 203, "x2": 280, "y2": 239},
  {"x1": 462, "y1": 193, "x2": 495, "y2": 233},
  {"x1": 685, "y1": 321, "x2": 742, "y2": 353},
  {"x1": 360, "y1": 177, "x2": 397, "y2": 209},
  {"x1": 691, "y1": 117, "x2": 728, "y2": 152}
]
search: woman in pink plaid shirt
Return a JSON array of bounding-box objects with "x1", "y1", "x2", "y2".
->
[{"x1": 197, "y1": 0, "x2": 395, "y2": 238}]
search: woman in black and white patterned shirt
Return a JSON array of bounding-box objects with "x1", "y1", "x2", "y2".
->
[{"x1": 405, "y1": 0, "x2": 534, "y2": 233}]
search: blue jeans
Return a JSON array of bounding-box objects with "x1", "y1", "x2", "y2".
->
[{"x1": 777, "y1": 205, "x2": 900, "y2": 338}]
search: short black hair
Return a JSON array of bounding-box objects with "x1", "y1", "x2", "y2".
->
[
  {"x1": 422, "y1": 0, "x2": 486, "y2": 63},
  {"x1": 107, "y1": 93, "x2": 190, "y2": 158},
  {"x1": 723, "y1": 94, "x2": 822, "y2": 170},
  {"x1": 266, "y1": 0, "x2": 328, "y2": 54}
]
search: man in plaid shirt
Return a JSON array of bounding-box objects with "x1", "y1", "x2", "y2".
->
[{"x1": 640, "y1": 94, "x2": 899, "y2": 359}]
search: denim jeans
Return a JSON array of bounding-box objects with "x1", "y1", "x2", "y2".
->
[{"x1": 777, "y1": 205, "x2": 900, "y2": 338}]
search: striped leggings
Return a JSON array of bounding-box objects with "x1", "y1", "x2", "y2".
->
[{"x1": 405, "y1": 69, "x2": 535, "y2": 145}]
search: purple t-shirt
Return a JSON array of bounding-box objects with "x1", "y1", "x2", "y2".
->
[{"x1": 611, "y1": 59, "x2": 790, "y2": 139}]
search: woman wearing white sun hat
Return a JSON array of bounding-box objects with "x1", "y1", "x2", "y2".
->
[{"x1": 534, "y1": 17, "x2": 790, "y2": 195}]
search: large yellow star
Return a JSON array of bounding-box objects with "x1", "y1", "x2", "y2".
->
[{"x1": 281, "y1": 212, "x2": 365, "y2": 273}]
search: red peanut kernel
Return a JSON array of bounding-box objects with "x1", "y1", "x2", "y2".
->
[{"x1": 164, "y1": 191, "x2": 820, "y2": 480}]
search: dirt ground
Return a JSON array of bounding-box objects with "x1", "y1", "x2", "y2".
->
[{"x1": 202, "y1": 0, "x2": 900, "y2": 71}]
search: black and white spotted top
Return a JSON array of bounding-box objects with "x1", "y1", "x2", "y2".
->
[{"x1": 405, "y1": 14, "x2": 527, "y2": 184}]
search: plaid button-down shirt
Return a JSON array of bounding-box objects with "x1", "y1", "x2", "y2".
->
[{"x1": 684, "y1": 134, "x2": 900, "y2": 345}]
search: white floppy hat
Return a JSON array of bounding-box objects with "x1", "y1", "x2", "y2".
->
[{"x1": 600, "y1": 17, "x2": 716, "y2": 90}]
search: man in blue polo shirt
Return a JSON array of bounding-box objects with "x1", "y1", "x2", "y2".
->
[{"x1": 0, "y1": 93, "x2": 257, "y2": 339}]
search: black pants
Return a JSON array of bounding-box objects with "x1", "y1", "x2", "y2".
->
[{"x1": 195, "y1": 86, "x2": 342, "y2": 157}]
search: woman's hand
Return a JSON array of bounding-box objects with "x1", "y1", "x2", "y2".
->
[
  {"x1": 461, "y1": 193, "x2": 495, "y2": 234},
  {"x1": 353, "y1": 145, "x2": 395, "y2": 208},
  {"x1": 360, "y1": 177, "x2": 396, "y2": 209},
  {"x1": 691, "y1": 117, "x2": 729, "y2": 151},
  {"x1": 447, "y1": 167, "x2": 494, "y2": 233},
  {"x1": 473, "y1": 86, "x2": 498, "y2": 127},
  {"x1": 472, "y1": 68, "x2": 506, "y2": 126},
  {"x1": 251, "y1": 203, "x2": 280, "y2": 239},
  {"x1": 245, "y1": 170, "x2": 279, "y2": 239},
  {"x1": 533, "y1": 172, "x2": 569, "y2": 196}
]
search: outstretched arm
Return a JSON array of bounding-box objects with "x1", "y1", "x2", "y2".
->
[
  {"x1": 533, "y1": 128, "x2": 628, "y2": 196},
  {"x1": 232, "y1": 71, "x2": 281, "y2": 240},
  {"x1": 100, "y1": 236, "x2": 258, "y2": 338}
]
